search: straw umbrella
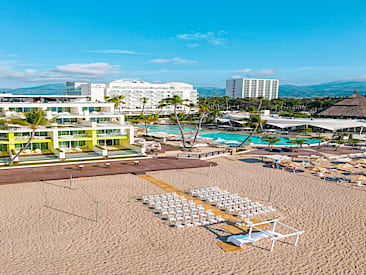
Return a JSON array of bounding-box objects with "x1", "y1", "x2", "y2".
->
[
  {"x1": 336, "y1": 163, "x2": 354, "y2": 171},
  {"x1": 310, "y1": 166, "x2": 327, "y2": 172},
  {"x1": 348, "y1": 175, "x2": 366, "y2": 183},
  {"x1": 356, "y1": 158, "x2": 366, "y2": 164}
]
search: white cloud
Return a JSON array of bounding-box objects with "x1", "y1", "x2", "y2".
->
[
  {"x1": 347, "y1": 75, "x2": 366, "y2": 81},
  {"x1": 233, "y1": 68, "x2": 251, "y2": 73},
  {"x1": 54, "y1": 62, "x2": 117, "y2": 76},
  {"x1": 232, "y1": 75, "x2": 242, "y2": 79},
  {"x1": 187, "y1": 43, "x2": 200, "y2": 48},
  {"x1": 176, "y1": 31, "x2": 228, "y2": 45},
  {"x1": 149, "y1": 57, "x2": 197, "y2": 65},
  {"x1": 0, "y1": 62, "x2": 120, "y2": 82},
  {"x1": 85, "y1": 49, "x2": 148, "y2": 55},
  {"x1": 232, "y1": 68, "x2": 276, "y2": 77},
  {"x1": 248, "y1": 69, "x2": 276, "y2": 77}
]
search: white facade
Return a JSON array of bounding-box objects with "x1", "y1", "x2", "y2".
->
[
  {"x1": 226, "y1": 78, "x2": 279, "y2": 100},
  {"x1": 66, "y1": 81, "x2": 88, "y2": 95},
  {"x1": 69, "y1": 79, "x2": 198, "y2": 113},
  {"x1": 81, "y1": 83, "x2": 106, "y2": 102}
]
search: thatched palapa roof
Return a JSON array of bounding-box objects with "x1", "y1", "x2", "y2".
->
[{"x1": 318, "y1": 93, "x2": 366, "y2": 118}]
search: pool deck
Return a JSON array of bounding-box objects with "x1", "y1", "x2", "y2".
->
[{"x1": 0, "y1": 157, "x2": 215, "y2": 185}]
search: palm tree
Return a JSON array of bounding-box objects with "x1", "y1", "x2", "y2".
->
[
  {"x1": 141, "y1": 97, "x2": 148, "y2": 115},
  {"x1": 333, "y1": 140, "x2": 344, "y2": 151},
  {"x1": 160, "y1": 95, "x2": 189, "y2": 148},
  {"x1": 8, "y1": 110, "x2": 55, "y2": 166},
  {"x1": 313, "y1": 134, "x2": 328, "y2": 148},
  {"x1": 261, "y1": 136, "x2": 281, "y2": 151},
  {"x1": 190, "y1": 104, "x2": 210, "y2": 148},
  {"x1": 141, "y1": 114, "x2": 159, "y2": 135},
  {"x1": 257, "y1": 96, "x2": 264, "y2": 111},
  {"x1": 238, "y1": 115, "x2": 268, "y2": 146},
  {"x1": 206, "y1": 108, "x2": 223, "y2": 125},
  {"x1": 287, "y1": 139, "x2": 309, "y2": 151},
  {"x1": 186, "y1": 102, "x2": 195, "y2": 119},
  {"x1": 106, "y1": 95, "x2": 125, "y2": 112}
]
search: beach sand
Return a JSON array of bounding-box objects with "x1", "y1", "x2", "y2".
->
[{"x1": 0, "y1": 157, "x2": 365, "y2": 274}]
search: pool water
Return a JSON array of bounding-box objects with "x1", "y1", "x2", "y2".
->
[
  {"x1": 136, "y1": 125, "x2": 197, "y2": 134},
  {"x1": 197, "y1": 132, "x2": 318, "y2": 145}
]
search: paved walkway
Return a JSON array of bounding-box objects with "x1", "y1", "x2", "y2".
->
[{"x1": 0, "y1": 157, "x2": 214, "y2": 185}]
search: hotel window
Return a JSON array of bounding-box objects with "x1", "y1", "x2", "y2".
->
[{"x1": 0, "y1": 144, "x2": 7, "y2": 151}]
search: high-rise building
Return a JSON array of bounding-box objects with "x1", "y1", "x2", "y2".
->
[
  {"x1": 67, "y1": 79, "x2": 198, "y2": 114},
  {"x1": 65, "y1": 82, "x2": 88, "y2": 95},
  {"x1": 225, "y1": 78, "x2": 279, "y2": 100}
]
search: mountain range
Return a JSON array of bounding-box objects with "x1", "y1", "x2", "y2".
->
[
  {"x1": 197, "y1": 81, "x2": 366, "y2": 98},
  {"x1": 1, "y1": 81, "x2": 366, "y2": 98}
]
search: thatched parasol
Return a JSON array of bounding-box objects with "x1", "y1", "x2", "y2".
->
[
  {"x1": 310, "y1": 166, "x2": 327, "y2": 172},
  {"x1": 336, "y1": 163, "x2": 354, "y2": 171},
  {"x1": 348, "y1": 175, "x2": 366, "y2": 182}
]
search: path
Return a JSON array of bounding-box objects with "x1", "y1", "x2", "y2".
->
[{"x1": 0, "y1": 157, "x2": 214, "y2": 185}]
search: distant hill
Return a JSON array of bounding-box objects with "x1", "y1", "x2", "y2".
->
[
  {"x1": 279, "y1": 81, "x2": 366, "y2": 98},
  {"x1": 2, "y1": 81, "x2": 366, "y2": 98},
  {"x1": 197, "y1": 81, "x2": 366, "y2": 98},
  {"x1": 196, "y1": 87, "x2": 225, "y2": 97},
  {"x1": 1, "y1": 83, "x2": 65, "y2": 95}
]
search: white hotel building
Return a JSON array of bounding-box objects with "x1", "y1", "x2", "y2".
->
[
  {"x1": 226, "y1": 78, "x2": 279, "y2": 100},
  {"x1": 66, "y1": 79, "x2": 198, "y2": 114}
]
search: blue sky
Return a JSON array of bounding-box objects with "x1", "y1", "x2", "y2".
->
[{"x1": 0, "y1": 0, "x2": 366, "y2": 88}]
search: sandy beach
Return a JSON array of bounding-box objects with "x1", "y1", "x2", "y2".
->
[{"x1": 1, "y1": 156, "x2": 365, "y2": 274}]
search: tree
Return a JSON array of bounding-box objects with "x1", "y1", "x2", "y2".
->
[
  {"x1": 238, "y1": 115, "x2": 268, "y2": 146},
  {"x1": 257, "y1": 96, "x2": 264, "y2": 111},
  {"x1": 141, "y1": 97, "x2": 148, "y2": 115},
  {"x1": 206, "y1": 108, "x2": 223, "y2": 124},
  {"x1": 313, "y1": 134, "x2": 328, "y2": 148},
  {"x1": 160, "y1": 95, "x2": 189, "y2": 148},
  {"x1": 186, "y1": 102, "x2": 195, "y2": 119},
  {"x1": 106, "y1": 95, "x2": 125, "y2": 112},
  {"x1": 190, "y1": 104, "x2": 210, "y2": 148},
  {"x1": 287, "y1": 139, "x2": 309, "y2": 151},
  {"x1": 141, "y1": 114, "x2": 159, "y2": 135},
  {"x1": 261, "y1": 136, "x2": 281, "y2": 151},
  {"x1": 8, "y1": 110, "x2": 55, "y2": 166},
  {"x1": 333, "y1": 140, "x2": 344, "y2": 151}
]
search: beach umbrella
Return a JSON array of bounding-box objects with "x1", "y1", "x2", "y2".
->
[
  {"x1": 356, "y1": 158, "x2": 366, "y2": 164},
  {"x1": 310, "y1": 166, "x2": 327, "y2": 172},
  {"x1": 336, "y1": 163, "x2": 354, "y2": 171},
  {"x1": 314, "y1": 158, "x2": 328, "y2": 163},
  {"x1": 348, "y1": 175, "x2": 366, "y2": 182}
]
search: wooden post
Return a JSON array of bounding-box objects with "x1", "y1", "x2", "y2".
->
[
  {"x1": 96, "y1": 202, "x2": 100, "y2": 222},
  {"x1": 268, "y1": 185, "x2": 273, "y2": 202},
  {"x1": 207, "y1": 162, "x2": 212, "y2": 176}
]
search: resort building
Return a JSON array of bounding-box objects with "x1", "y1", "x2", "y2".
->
[
  {"x1": 225, "y1": 78, "x2": 279, "y2": 100},
  {"x1": 318, "y1": 92, "x2": 366, "y2": 118},
  {"x1": 66, "y1": 79, "x2": 198, "y2": 114},
  {"x1": 220, "y1": 112, "x2": 366, "y2": 134},
  {"x1": 0, "y1": 94, "x2": 140, "y2": 161}
]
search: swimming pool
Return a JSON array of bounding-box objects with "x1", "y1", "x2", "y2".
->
[
  {"x1": 136, "y1": 125, "x2": 197, "y2": 134},
  {"x1": 197, "y1": 132, "x2": 319, "y2": 146}
]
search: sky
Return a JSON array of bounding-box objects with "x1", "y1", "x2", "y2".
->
[{"x1": 0, "y1": 0, "x2": 366, "y2": 88}]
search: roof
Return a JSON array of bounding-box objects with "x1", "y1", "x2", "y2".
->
[{"x1": 318, "y1": 93, "x2": 366, "y2": 118}]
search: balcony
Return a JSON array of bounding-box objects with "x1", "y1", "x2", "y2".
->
[
  {"x1": 97, "y1": 132, "x2": 126, "y2": 138},
  {"x1": 58, "y1": 135, "x2": 91, "y2": 139}
]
